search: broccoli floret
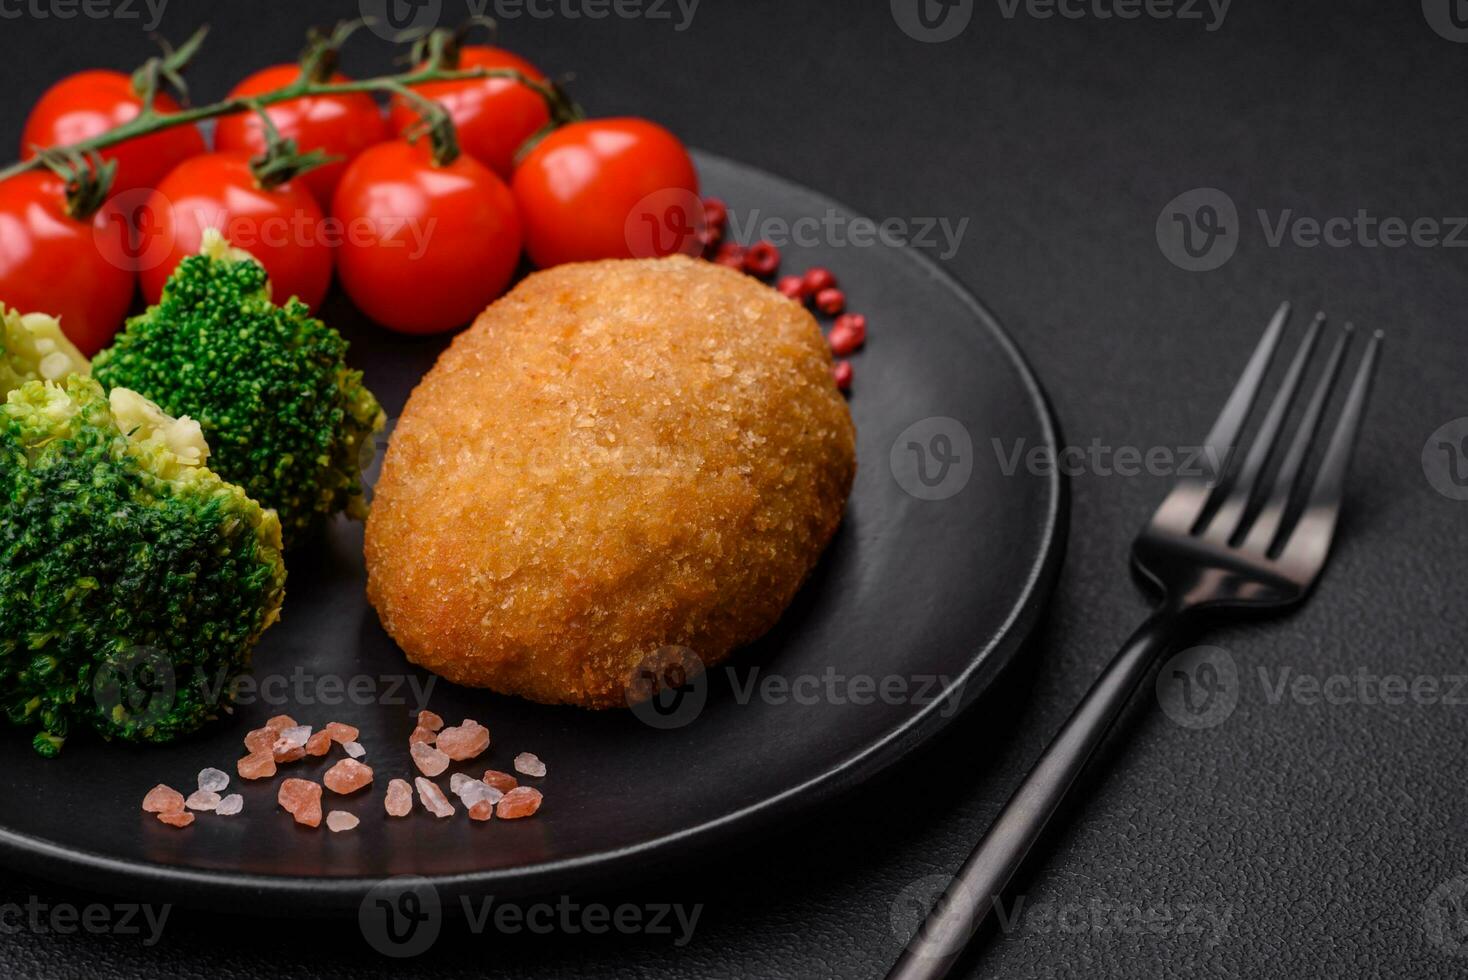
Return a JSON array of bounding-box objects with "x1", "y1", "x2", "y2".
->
[
  {"x1": 0, "y1": 377, "x2": 286, "y2": 753},
  {"x1": 0, "y1": 306, "x2": 90, "y2": 395},
  {"x1": 92, "y1": 231, "x2": 385, "y2": 545}
]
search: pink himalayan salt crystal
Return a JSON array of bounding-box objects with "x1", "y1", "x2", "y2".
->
[
  {"x1": 468, "y1": 800, "x2": 494, "y2": 822},
  {"x1": 384, "y1": 779, "x2": 414, "y2": 817},
  {"x1": 264, "y1": 714, "x2": 298, "y2": 733},
  {"x1": 279, "y1": 725, "x2": 312, "y2": 747},
  {"x1": 436, "y1": 720, "x2": 490, "y2": 762},
  {"x1": 513, "y1": 752, "x2": 546, "y2": 778},
  {"x1": 185, "y1": 790, "x2": 220, "y2": 812},
  {"x1": 343, "y1": 741, "x2": 366, "y2": 759},
  {"x1": 323, "y1": 758, "x2": 374, "y2": 795},
  {"x1": 482, "y1": 770, "x2": 518, "y2": 794},
  {"x1": 305, "y1": 730, "x2": 332, "y2": 756},
  {"x1": 414, "y1": 777, "x2": 454, "y2": 818},
  {"x1": 216, "y1": 794, "x2": 244, "y2": 816},
  {"x1": 197, "y1": 767, "x2": 229, "y2": 793},
  {"x1": 409, "y1": 726, "x2": 436, "y2": 746},
  {"x1": 238, "y1": 752, "x2": 277, "y2": 780},
  {"x1": 157, "y1": 811, "x2": 194, "y2": 828},
  {"x1": 411, "y1": 740, "x2": 449, "y2": 777},
  {"x1": 418, "y1": 710, "x2": 444, "y2": 732},
  {"x1": 142, "y1": 784, "x2": 185, "y2": 814},
  {"x1": 326, "y1": 811, "x2": 360, "y2": 833},
  {"x1": 272, "y1": 737, "x2": 306, "y2": 764},
  {"x1": 496, "y1": 786, "x2": 543, "y2": 820},
  {"x1": 323, "y1": 721, "x2": 360, "y2": 744},
  {"x1": 244, "y1": 726, "x2": 276, "y2": 754},
  {"x1": 278, "y1": 778, "x2": 323, "y2": 828}
]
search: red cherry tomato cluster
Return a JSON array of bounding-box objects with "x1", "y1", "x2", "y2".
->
[
  {"x1": 0, "y1": 31, "x2": 851, "y2": 376},
  {"x1": 698, "y1": 201, "x2": 867, "y2": 393}
]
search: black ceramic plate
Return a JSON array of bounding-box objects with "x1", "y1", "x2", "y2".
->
[{"x1": 0, "y1": 153, "x2": 1065, "y2": 914}]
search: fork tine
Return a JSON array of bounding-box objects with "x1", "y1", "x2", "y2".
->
[
  {"x1": 1205, "y1": 312, "x2": 1325, "y2": 542},
  {"x1": 1149, "y1": 302, "x2": 1291, "y2": 533},
  {"x1": 1277, "y1": 329, "x2": 1383, "y2": 576},
  {"x1": 1240, "y1": 325, "x2": 1352, "y2": 554},
  {"x1": 1202, "y1": 301, "x2": 1292, "y2": 451}
]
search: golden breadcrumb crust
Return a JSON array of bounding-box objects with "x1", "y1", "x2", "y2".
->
[{"x1": 365, "y1": 256, "x2": 856, "y2": 708}]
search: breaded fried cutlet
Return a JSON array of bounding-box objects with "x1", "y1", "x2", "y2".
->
[{"x1": 365, "y1": 255, "x2": 856, "y2": 708}]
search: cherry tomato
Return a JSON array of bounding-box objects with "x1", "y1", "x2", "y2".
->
[
  {"x1": 215, "y1": 64, "x2": 389, "y2": 206},
  {"x1": 388, "y1": 46, "x2": 550, "y2": 180},
  {"x1": 138, "y1": 153, "x2": 332, "y2": 312},
  {"x1": 0, "y1": 171, "x2": 136, "y2": 355},
  {"x1": 511, "y1": 118, "x2": 699, "y2": 269},
  {"x1": 21, "y1": 70, "x2": 205, "y2": 199},
  {"x1": 332, "y1": 140, "x2": 521, "y2": 334}
]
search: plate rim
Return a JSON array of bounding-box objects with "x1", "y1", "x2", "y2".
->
[{"x1": 0, "y1": 150, "x2": 1069, "y2": 913}]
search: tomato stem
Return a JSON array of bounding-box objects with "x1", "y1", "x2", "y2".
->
[{"x1": 0, "y1": 23, "x2": 583, "y2": 183}]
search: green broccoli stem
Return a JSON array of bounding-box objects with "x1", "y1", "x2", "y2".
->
[{"x1": 0, "y1": 62, "x2": 581, "y2": 182}]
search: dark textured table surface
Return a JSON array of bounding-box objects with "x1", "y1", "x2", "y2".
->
[{"x1": 3, "y1": 1, "x2": 1466, "y2": 977}]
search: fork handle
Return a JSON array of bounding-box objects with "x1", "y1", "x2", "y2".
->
[{"x1": 885, "y1": 607, "x2": 1189, "y2": 980}]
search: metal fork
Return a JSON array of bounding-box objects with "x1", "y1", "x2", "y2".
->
[{"x1": 886, "y1": 303, "x2": 1382, "y2": 980}]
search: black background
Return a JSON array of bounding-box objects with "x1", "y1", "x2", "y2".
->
[{"x1": 3, "y1": 1, "x2": 1467, "y2": 977}]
